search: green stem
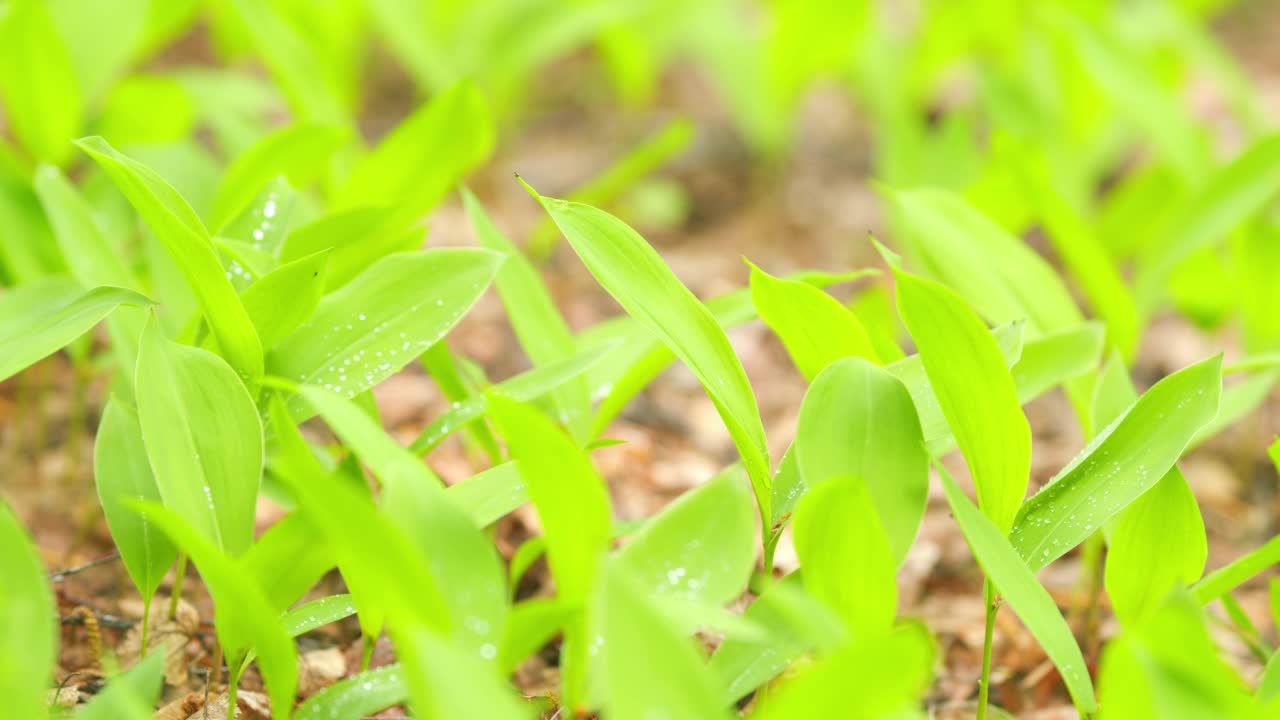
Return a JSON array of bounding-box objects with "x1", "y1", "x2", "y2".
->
[
  {"x1": 168, "y1": 554, "x2": 188, "y2": 619},
  {"x1": 140, "y1": 596, "x2": 151, "y2": 659},
  {"x1": 977, "y1": 579, "x2": 997, "y2": 720},
  {"x1": 1084, "y1": 535, "x2": 1106, "y2": 658},
  {"x1": 762, "y1": 532, "x2": 779, "y2": 580},
  {"x1": 1069, "y1": 532, "x2": 1104, "y2": 647},
  {"x1": 361, "y1": 633, "x2": 376, "y2": 672}
]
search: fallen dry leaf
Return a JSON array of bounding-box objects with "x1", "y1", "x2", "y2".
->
[
  {"x1": 117, "y1": 595, "x2": 201, "y2": 686},
  {"x1": 297, "y1": 646, "x2": 347, "y2": 697}
]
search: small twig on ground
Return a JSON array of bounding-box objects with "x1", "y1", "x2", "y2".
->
[
  {"x1": 49, "y1": 553, "x2": 121, "y2": 582},
  {"x1": 60, "y1": 608, "x2": 136, "y2": 631}
]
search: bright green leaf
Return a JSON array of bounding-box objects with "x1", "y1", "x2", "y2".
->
[
  {"x1": 602, "y1": 563, "x2": 730, "y2": 720},
  {"x1": 896, "y1": 268, "x2": 1031, "y2": 533},
  {"x1": 295, "y1": 665, "x2": 407, "y2": 720},
  {"x1": 0, "y1": 281, "x2": 150, "y2": 382},
  {"x1": 130, "y1": 501, "x2": 297, "y2": 719},
  {"x1": 267, "y1": 249, "x2": 503, "y2": 418},
  {"x1": 614, "y1": 467, "x2": 755, "y2": 605},
  {"x1": 525, "y1": 183, "x2": 770, "y2": 523},
  {"x1": 76, "y1": 136, "x2": 264, "y2": 382},
  {"x1": 210, "y1": 123, "x2": 351, "y2": 232},
  {"x1": 241, "y1": 250, "x2": 330, "y2": 351},
  {"x1": 939, "y1": 466, "x2": 1097, "y2": 715},
  {"x1": 793, "y1": 475, "x2": 897, "y2": 639},
  {"x1": 1105, "y1": 467, "x2": 1207, "y2": 627},
  {"x1": 0, "y1": 0, "x2": 81, "y2": 165},
  {"x1": 0, "y1": 501, "x2": 57, "y2": 720},
  {"x1": 463, "y1": 188, "x2": 591, "y2": 442},
  {"x1": 748, "y1": 259, "x2": 880, "y2": 380},
  {"x1": 794, "y1": 357, "x2": 927, "y2": 566},
  {"x1": 94, "y1": 398, "x2": 176, "y2": 603},
  {"x1": 1013, "y1": 355, "x2": 1222, "y2": 571},
  {"x1": 135, "y1": 317, "x2": 263, "y2": 556}
]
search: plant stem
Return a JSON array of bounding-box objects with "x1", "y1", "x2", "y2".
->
[
  {"x1": 762, "y1": 532, "x2": 779, "y2": 580},
  {"x1": 361, "y1": 633, "x2": 376, "y2": 672},
  {"x1": 140, "y1": 596, "x2": 151, "y2": 659},
  {"x1": 168, "y1": 554, "x2": 188, "y2": 619},
  {"x1": 1083, "y1": 536, "x2": 1106, "y2": 658},
  {"x1": 1064, "y1": 530, "x2": 1105, "y2": 640},
  {"x1": 977, "y1": 578, "x2": 997, "y2": 720}
]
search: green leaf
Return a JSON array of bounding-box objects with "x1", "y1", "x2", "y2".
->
[
  {"x1": 1014, "y1": 153, "x2": 1141, "y2": 358},
  {"x1": 94, "y1": 398, "x2": 176, "y2": 602},
  {"x1": 1012, "y1": 355, "x2": 1222, "y2": 571},
  {"x1": 1136, "y1": 135, "x2": 1280, "y2": 310},
  {"x1": 499, "y1": 598, "x2": 577, "y2": 674},
  {"x1": 279, "y1": 206, "x2": 422, "y2": 292},
  {"x1": 281, "y1": 594, "x2": 357, "y2": 638},
  {"x1": 748, "y1": 260, "x2": 880, "y2": 380},
  {"x1": 1059, "y1": 11, "x2": 1207, "y2": 182},
  {"x1": 581, "y1": 270, "x2": 868, "y2": 438},
  {"x1": 793, "y1": 475, "x2": 897, "y2": 639},
  {"x1": 336, "y1": 81, "x2": 493, "y2": 225},
  {"x1": 265, "y1": 394, "x2": 447, "y2": 640},
  {"x1": 1010, "y1": 322, "x2": 1106, "y2": 403},
  {"x1": 525, "y1": 183, "x2": 770, "y2": 522},
  {"x1": 0, "y1": 501, "x2": 56, "y2": 720},
  {"x1": 1105, "y1": 467, "x2": 1207, "y2": 627},
  {"x1": 33, "y1": 165, "x2": 146, "y2": 376},
  {"x1": 1193, "y1": 536, "x2": 1280, "y2": 606},
  {"x1": 602, "y1": 563, "x2": 730, "y2": 720},
  {"x1": 299, "y1": 385, "x2": 508, "y2": 658},
  {"x1": 267, "y1": 249, "x2": 503, "y2": 418},
  {"x1": 709, "y1": 574, "x2": 848, "y2": 703},
  {"x1": 0, "y1": 281, "x2": 151, "y2": 382},
  {"x1": 1259, "y1": 651, "x2": 1280, "y2": 704},
  {"x1": 227, "y1": 0, "x2": 346, "y2": 122},
  {"x1": 94, "y1": 74, "x2": 195, "y2": 147},
  {"x1": 885, "y1": 187, "x2": 1082, "y2": 335},
  {"x1": 135, "y1": 317, "x2": 264, "y2": 556},
  {"x1": 445, "y1": 462, "x2": 528, "y2": 528},
  {"x1": 754, "y1": 622, "x2": 935, "y2": 720},
  {"x1": 939, "y1": 466, "x2": 1097, "y2": 715},
  {"x1": 241, "y1": 250, "x2": 330, "y2": 351},
  {"x1": 463, "y1": 188, "x2": 591, "y2": 442},
  {"x1": 1189, "y1": 370, "x2": 1277, "y2": 451},
  {"x1": 881, "y1": 320, "x2": 1024, "y2": 457},
  {"x1": 895, "y1": 268, "x2": 1031, "y2": 533},
  {"x1": 77, "y1": 651, "x2": 165, "y2": 720},
  {"x1": 394, "y1": 626, "x2": 529, "y2": 720},
  {"x1": 417, "y1": 328, "x2": 501, "y2": 464},
  {"x1": 488, "y1": 395, "x2": 611, "y2": 604},
  {"x1": 295, "y1": 665, "x2": 408, "y2": 720},
  {"x1": 33, "y1": 165, "x2": 139, "y2": 291},
  {"x1": 0, "y1": 166, "x2": 65, "y2": 282},
  {"x1": 794, "y1": 357, "x2": 928, "y2": 566},
  {"x1": 47, "y1": 0, "x2": 148, "y2": 104},
  {"x1": 0, "y1": 0, "x2": 81, "y2": 164},
  {"x1": 131, "y1": 501, "x2": 297, "y2": 719},
  {"x1": 614, "y1": 467, "x2": 755, "y2": 605},
  {"x1": 209, "y1": 122, "x2": 351, "y2": 232},
  {"x1": 1097, "y1": 592, "x2": 1255, "y2": 719},
  {"x1": 410, "y1": 343, "x2": 613, "y2": 456},
  {"x1": 241, "y1": 512, "x2": 333, "y2": 612},
  {"x1": 488, "y1": 394, "x2": 612, "y2": 711},
  {"x1": 76, "y1": 136, "x2": 264, "y2": 382}
]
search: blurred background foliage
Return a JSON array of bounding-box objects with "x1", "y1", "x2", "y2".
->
[{"x1": 0, "y1": 0, "x2": 1276, "y2": 355}]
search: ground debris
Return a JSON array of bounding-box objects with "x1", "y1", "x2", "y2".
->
[{"x1": 117, "y1": 595, "x2": 202, "y2": 687}]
